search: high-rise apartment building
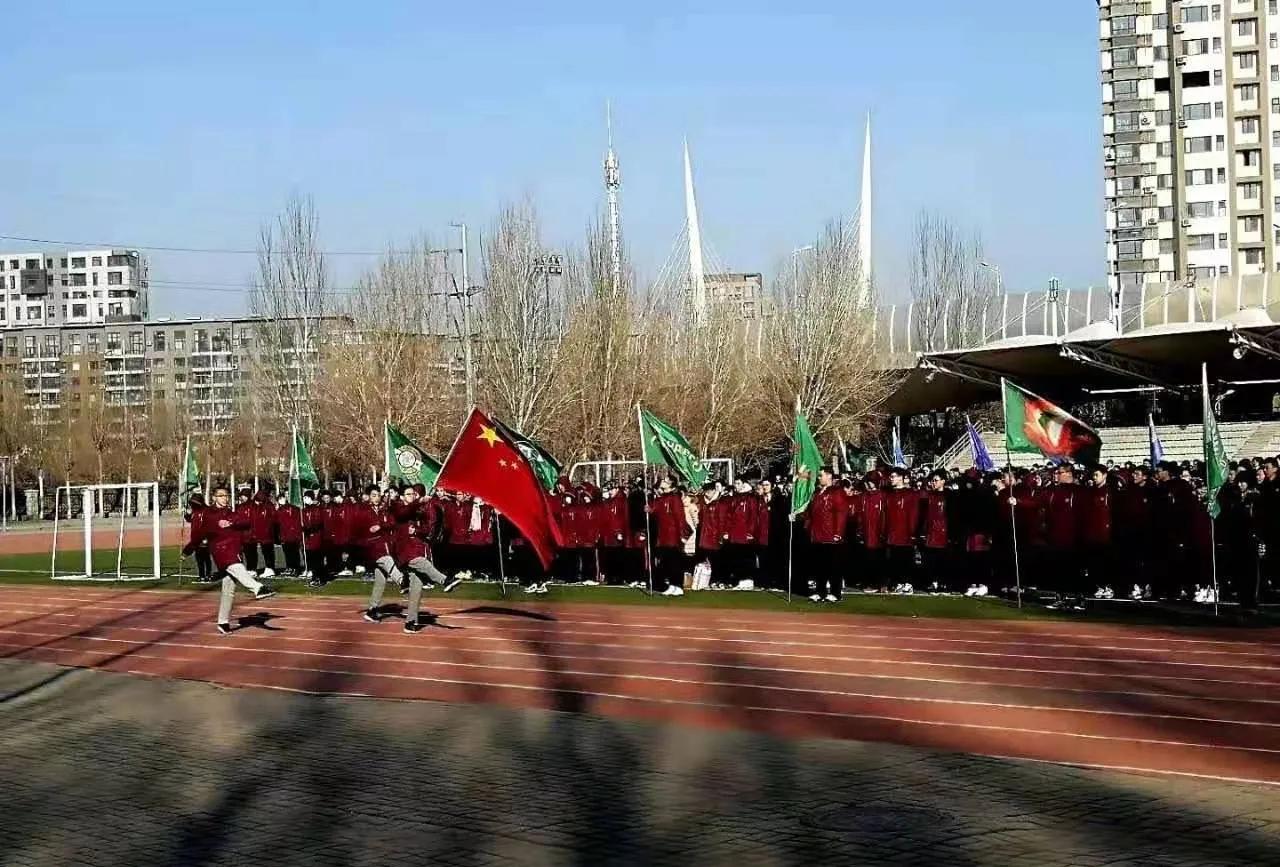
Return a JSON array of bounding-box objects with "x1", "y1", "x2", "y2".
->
[
  {"x1": 1100, "y1": 0, "x2": 1280, "y2": 294},
  {"x1": 0, "y1": 249, "x2": 149, "y2": 328}
]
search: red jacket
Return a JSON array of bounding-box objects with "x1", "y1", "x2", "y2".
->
[
  {"x1": 391, "y1": 499, "x2": 439, "y2": 563},
  {"x1": 1045, "y1": 484, "x2": 1081, "y2": 550},
  {"x1": 725, "y1": 492, "x2": 764, "y2": 545},
  {"x1": 1080, "y1": 485, "x2": 1112, "y2": 546},
  {"x1": 351, "y1": 502, "x2": 393, "y2": 560},
  {"x1": 275, "y1": 504, "x2": 303, "y2": 544},
  {"x1": 597, "y1": 495, "x2": 630, "y2": 547},
  {"x1": 302, "y1": 504, "x2": 326, "y2": 551},
  {"x1": 806, "y1": 485, "x2": 849, "y2": 545},
  {"x1": 323, "y1": 502, "x2": 352, "y2": 546},
  {"x1": 185, "y1": 505, "x2": 250, "y2": 570},
  {"x1": 862, "y1": 489, "x2": 887, "y2": 549},
  {"x1": 697, "y1": 497, "x2": 729, "y2": 551},
  {"x1": 885, "y1": 488, "x2": 921, "y2": 548},
  {"x1": 650, "y1": 492, "x2": 688, "y2": 548},
  {"x1": 1012, "y1": 483, "x2": 1048, "y2": 547},
  {"x1": 566, "y1": 501, "x2": 600, "y2": 549},
  {"x1": 245, "y1": 492, "x2": 277, "y2": 545},
  {"x1": 921, "y1": 490, "x2": 949, "y2": 549}
]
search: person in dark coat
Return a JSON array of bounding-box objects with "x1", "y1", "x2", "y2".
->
[
  {"x1": 1080, "y1": 466, "x2": 1114, "y2": 593},
  {"x1": 884, "y1": 468, "x2": 921, "y2": 587},
  {"x1": 920, "y1": 471, "x2": 953, "y2": 590},
  {"x1": 723, "y1": 478, "x2": 764, "y2": 588},
  {"x1": 183, "y1": 484, "x2": 276, "y2": 634},
  {"x1": 240, "y1": 489, "x2": 278, "y2": 578},
  {"x1": 696, "y1": 483, "x2": 729, "y2": 589},
  {"x1": 1044, "y1": 464, "x2": 1084, "y2": 596},
  {"x1": 805, "y1": 467, "x2": 848, "y2": 602},
  {"x1": 302, "y1": 491, "x2": 327, "y2": 585},
  {"x1": 597, "y1": 482, "x2": 631, "y2": 586}
]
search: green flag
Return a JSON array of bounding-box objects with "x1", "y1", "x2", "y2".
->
[
  {"x1": 385, "y1": 421, "x2": 441, "y2": 489},
  {"x1": 288, "y1": 427, "x2": 319, "y2": 507},
  {"x1": 638, "y1": 407, "x2": 708, "y2": 487},
  {"x1": 179, "y1": 435, "x2": 200, "y2": 509},
  {"x1": 1202, "y1": 364, "x2": 1228, "y2": 520},
  {"x1": 791, "y1": 403, "x2": 822, "y2": 517},
  {"x1": 492, "y1": 417, "x2": 562, "y2": 491}
]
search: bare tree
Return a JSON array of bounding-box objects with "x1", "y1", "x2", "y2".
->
[
  {"x1": 474, "y1": 202, "x2": 576, "y2": 438},
  {"x1": 250, "y1": 193, "x2": 329, "y2": 435},
  {"x1": 763, "y1": 219, "x2": 894, "y2": 444},
  {"x1": 316, "y1": 238, "x2": 461, "y2": 472},
  {"x1": 908, "y1": 210, "x2": 998, "y2": 352}
]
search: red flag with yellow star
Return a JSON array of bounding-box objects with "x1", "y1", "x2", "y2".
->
[{"x1": 435, "y1": 408, "x2": 565, "y2": 570}]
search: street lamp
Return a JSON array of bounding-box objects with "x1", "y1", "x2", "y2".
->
[
  {"x1": 978, "y1": 261, "x2": 1003, "y2": 293},
  {"x1": 449, "y1": 222, "x2": 475, "y2": 409}
]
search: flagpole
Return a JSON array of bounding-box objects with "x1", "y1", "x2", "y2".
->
[
  {"x1": 637, "y1": 403, "x2": 656, "y2": 596},
  {"x1": 1210, "y1": 517, "x2": 1220, "y2": 617},
  {"x1": 494, "y1": 517, "x2": 508, "y2": 598},
  {"x1": 786, "y1": 512, "x2": 794, "y2": 604},
  {"x1": 294, "y1": 425, "x2": 311, "y2": 584},
  {"x1": 1000, "y1": 378, "x2": 1023, "y2": 609}
]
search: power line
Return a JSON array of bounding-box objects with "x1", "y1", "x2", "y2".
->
[{"x1": 0, "y1": 233, "x2": 459, "y2": 258}]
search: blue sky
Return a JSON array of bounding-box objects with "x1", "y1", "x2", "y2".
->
[{"x1": 0, "y1": 1, "x2": 1103, "y2": 317}]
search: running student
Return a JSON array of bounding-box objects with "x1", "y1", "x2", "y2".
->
[
  {"x1": 183, "y1": 484, "x2": 277, "y2": 634},
  {"x1": 359, "y1": 484, "x2": 458, "y2": 633},
  {"x1": 392, "y1": 484, "x2": 461, "y2": 631}
]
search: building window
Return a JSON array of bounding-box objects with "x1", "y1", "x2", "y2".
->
[
  {"x1": 174, "y1": 331, "x2": 186, "y2": 351},
  {"x1": 1215, "y1": 101, "x2": 1225, "y2": 118},
  {"x1": 1112, "y1": 15, "x2": 1137, "y2": 36},
  {"x1": 70, "y1": 273, "x2": 86, "y2": 286},
  {"x1": 1184, "y1": 102, "x2": 1213, "y2": 120},
  {"x1": 1242, "y1": 117, "x2": 1260, "y2": 135},
  {"x1": 1246, "y1": 248, "x2": 1264, "y2": 265},
  {"x1": 1185, "y1": 135, "x2": 1213, "y2": 153},
  {"x1": 1113, "y1": 46, "x2": 1139, "y2": 66},
  {"x1": 71, "y1": 304, "x2": 87, "y2": 318},
  {"x1": 1155, "y1": 45, "x2": 1170, "y2": 61},
  {"x1": 70, "y1": 257, "x2": 85, "y2": 268},
  {"x1": 1218, "y1": 167, "x2": 1228, "y2": 182},
  {"x1": 1182, "y1": 5, "x2": 1209, "y2": 23},
  {"x1": 1239, "y1": 51, "x2": 1259, "y2": 71},
  {"x1": 1157, "y1": 141, "x2": 1173, "y2": 156},
  {"x1": 107, "y1": 271, "x2": 123, "y2": 285},
  {"x1": 1115, "y1": 110, "x2": 1143, "y2": 131},
  {"x1": 153, "y1": 332, "x2": 166, "y2": 352},
  {"x1": 1215, "y1": 69, "x2": 1224, "y2": 85},
  {"x1": 1214, "y1": 37, "x2": 1223, "y2": 53},
  {"x1": 1240, "y1": 84, "x2": 1260, "y2": 101},
  {"x1": 1237, "y1": 19, "x2": 1257, "y2": 38},
  {"x1": 1159, "y1": 206, "x2": 1175, "y2": 221},
  {"x1": 1183, "y1": 38, "x2": 1209, "y2": 56},
  {"x1": 92, "y1": 272, "x2": 98, "y2": 286},
  {"x1": 1188, "y1": 201, "x2": 1215, "y2": 217},
  {"x1": 1242, "y1": 181, "x2": 1263, "y2": 198},
  {"x1": 1117, "y1": 240, "x2": 1144, "y2": 258},
  {"x1": 1244, "y1": 149, "x2": 1262, "y2": 166},
  {"x1": 1112, "y1": 79, "x2": 1139, "y2": 100},
  {"x1": 91, "y1": 256, "x2": 102, "y2": 266},
  {"x1": 1158, "y1": 173, "x2": 1173, "y2": 189},
  {"x1": 1154, "y1": 12, "x2": 1169, "y2": 28},
  {"x1": 1244, "y1": 215, "x2": 1264, "y2": 233}
]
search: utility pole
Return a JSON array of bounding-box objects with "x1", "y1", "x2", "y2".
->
[{"x1": 451, "y1": 222, "x2": 475, "y2": 409}]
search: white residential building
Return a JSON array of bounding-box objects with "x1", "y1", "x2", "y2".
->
[
  {"x1": 0, "y1": 249, "x2": 149, "y2": 329},
  {"x1": 1100, "y1": 0, "x2": 1280, "y2": 295}
]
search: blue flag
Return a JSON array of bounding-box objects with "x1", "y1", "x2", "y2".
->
[
  {"x1": 967, "y1": 416, "x2": 996, "y2": 472},
  {"x1": 1148, "y1": 413, "x2": 1164, "y2": 467},
  {"x1": 891, "y1": 419, "x2": 906, "y2": 468}
]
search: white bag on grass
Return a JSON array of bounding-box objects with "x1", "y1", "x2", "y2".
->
[{"x1": 692, "y1": 560, "x2": 712, "y2": 591}]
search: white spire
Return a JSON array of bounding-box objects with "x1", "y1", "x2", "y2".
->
[
  {"x1": 604, "y1": 100, "x2": 622, "y2": 295},
  {"x1": 684, "y1": 137, "x2": 707, "y2": 320},
  {"x1": 858, "y1": 112, "x2": 873, "y2": 306}
]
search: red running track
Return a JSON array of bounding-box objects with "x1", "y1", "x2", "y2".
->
[{"x1": 3, "y1": 586, "x2": 1280, "y2": 786}]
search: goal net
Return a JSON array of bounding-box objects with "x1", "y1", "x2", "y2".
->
[{"x1": 50, "y1": 482, "x2": 162, "y2": 582}]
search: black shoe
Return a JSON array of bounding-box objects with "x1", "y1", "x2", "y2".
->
[
  {"x1": 362, "y1": 609, "x2": 381, "y2": 623},
  {"x1": 441, "y1": 576, "x2": 463, "y2": 593},
  {"x1": 254, "y1": 586, "x2": 277, "y2": 601},
  {"x1": 403, "y1": 619, "x2": 422, "y2": 634},
  {"x1": 216, "y1": 623, "x2": 232, "y2": 635}
]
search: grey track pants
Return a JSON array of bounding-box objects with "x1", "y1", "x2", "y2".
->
[
  {"x1": 367, "y1": 555, "x2": 448, "y2": 623},
  {"x1": 218, "y1": 563, "x2": 264, "y2": 626}
]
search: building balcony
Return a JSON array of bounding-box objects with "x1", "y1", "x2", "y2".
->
[
  {"x1": 1106, "y1": 130, "x2": 1154, "y2": 146},
  {"x1": 1102, "y1": 33, "x2": 1152, "y2": 49},
  {"x1": 1101, "y1": 2, "x2": 1151, "y2": 17},
  {"x1": 1102, "y1": 65, "x2": 1152, "y2": 84},
  {"x1": 1114, "y1": 258, "x2": 1160, "y2": 273},
  {"x1": 1106, "y1": 161, "x2": 1156, "y2": 179}
]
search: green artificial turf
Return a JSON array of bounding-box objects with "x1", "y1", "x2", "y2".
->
[{"x1": 1, "y1": 545, "x2": 1276, "y2": 627}]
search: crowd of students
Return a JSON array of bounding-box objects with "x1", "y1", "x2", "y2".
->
[{"x1": 182, "y1": 452, "x2": 1279, "y2": 627}]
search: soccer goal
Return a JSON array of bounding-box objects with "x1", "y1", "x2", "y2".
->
[{"x1": 50, "y1": 482, "x2": 162, "y2": 582}]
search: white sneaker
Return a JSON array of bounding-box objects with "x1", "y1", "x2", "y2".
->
[
  {"x1": 964, "y1": 585, "x2": 978, "y2": 597},
  {"x1": 260, "y1": 568, "x2": 276, "y2": 579},
  {"x1": 337, "y1": 569, "x2": 353, "y2": 577},
  {"x1": 524, "y1": 584, "x2": 540, "y2": 593},
  {"x1": 354, "y1": 565, "x2": 366, "y2": 575},
  {"x1": 582, "y1": 580, "x2": 599, "y2": 586},
  {"x1": 809, "y1": 594, "x2": 822, "y2": 603},
  {"x1": 668, "y1": 586, "x2": 684, "y2": 597},
  {"x1": 899, "y1": 583, "x2": 913, "y2": 595},
  {"x1": 301, "y1": 570, "x2": 312, "y2": 579},
  {"x1": 1130, "y1": 584, "x2": 1143, "y2": 601},
  {"x1": 824, "y1": 594, "x2": 838, "y2": 603},
  {"x1": 1094, "y1": 586, "x2": 1107, "y2": 599},
  {"x1": 735, "y1": 579, "x2": 755, "y2": 591},
  {"x1": 1103, "y1": 586, "x2": 1114, "y2": 600},
  {"x1": 975, "y1": 584, "x2": 989, "y2": 597},
  {"x1": 535, "y1": 583, "x2": 549, "y2": 594},
  {"x1": 1203, "y1": 588, "x2": 1217, "y2": 604}
]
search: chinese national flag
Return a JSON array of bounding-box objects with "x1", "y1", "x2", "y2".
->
[{"x1": 435, "y1": 408, "x2": 565, "y2": 570}]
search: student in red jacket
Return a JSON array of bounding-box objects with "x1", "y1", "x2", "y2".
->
[
  {"x1": 238, "y1": 489, "x2": 278, "y2": 578},
  {"x1": 650, "y1": 477, "x2": 689, "y2": 594},
  {"x1": 724, "y1": 478, "x2": 764, "y2": 588},
  {"x1": 383, "y1": 484, "x2": 459, "y2": 632},
  {"x1": 183, "y1": 484, "x2": 277, "y2": 634},
  {"x1": 597, "y1": 481, "x2": 631, "y2": 586},
  {"x1": 274, "y1": 493, "x2": 304, "y2": 576},
  {"x1": 302, "y1": 491, "x2": 327, "y2": 585},
  {"x1": 884, "y1": 468, "x2": 921, "y2": 586},
  {"x1": 694, "y1": 483, "x2": 728, "y2": 593},
  {"x1": 1081, "y1": 466, "x2": 1114, "y2": 593},
  {"x1": 920, "y1": 471, "x2": 953, "y2": 590},
  {"x1": 805, "y1": 467, "x2": 848, "y2": 602},
  {"x1": 356, "y1": 485, "x2": 404, "y2": 624},
  {"x1": 183, "y1": 492, "x2": 214, "y2": 582}
]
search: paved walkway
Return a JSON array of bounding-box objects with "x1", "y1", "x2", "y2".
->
[{"x1": 2, "y1": 658, "x2": 1278, "y2": 866}]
